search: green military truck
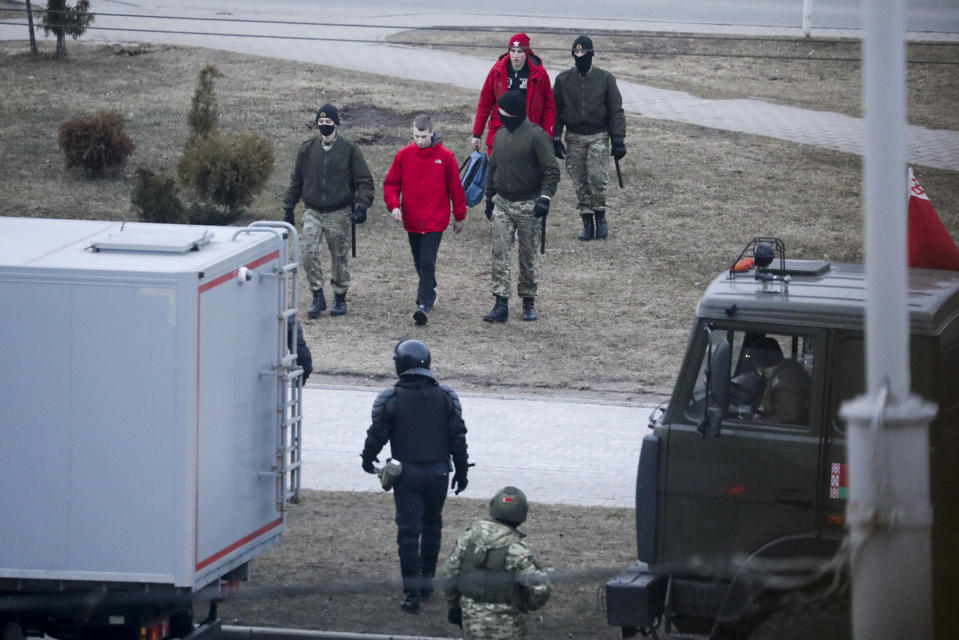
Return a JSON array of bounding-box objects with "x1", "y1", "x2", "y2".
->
[{"x1": 606, "y1": 238, "x2": 959, "y2": 639}]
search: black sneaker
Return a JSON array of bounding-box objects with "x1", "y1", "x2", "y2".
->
[
  {"x1": 413, "y1": 305, "x2": 428, "y2": 325},
  {"x1": 400, "y1": 592, "x2": 420, "y2": 613}
]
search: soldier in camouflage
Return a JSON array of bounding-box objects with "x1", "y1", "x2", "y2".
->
[
  {"x1": 283, "y1": 103, "x2": 374, "y2": 317},
  {"x1": 482, "y1": 90, "x2": 560, "y2": 323},
  {"x1": 442, "y1": 486, "x2": 551, "y2": 639},
  {"x1": 552, "y1": 35, "x2": 626, "y2": 241}
]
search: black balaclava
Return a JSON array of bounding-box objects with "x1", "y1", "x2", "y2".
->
[
  {"x1": 498, "y1": 90, "x2": 527, "y2": 133},
  {"x1": 316, "y1": 103, "x2": 339, "y2": 136},
  {"x1": 572, "y1": 35, "x2": 594, "y2": 76}
]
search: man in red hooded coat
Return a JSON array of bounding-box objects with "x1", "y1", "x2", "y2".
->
[
  {"x1": 470, "y1": 33, "x2": 556, "y2": 154},
  {"x1": 385, "y1": 114, "x2": 467, "y2": 325}
]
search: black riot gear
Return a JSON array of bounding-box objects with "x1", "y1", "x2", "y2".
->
[{"x1": 394, "y1": 339, "x2": 432, "y2": 377}]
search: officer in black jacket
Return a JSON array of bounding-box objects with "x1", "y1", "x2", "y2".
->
[{"x1": 361, "y1": 339, "x2": 470, "y2": 614}]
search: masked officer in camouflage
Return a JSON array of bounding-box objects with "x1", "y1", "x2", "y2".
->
[
  {"x1": 442, "y1": 486, "x2": 551, "y2": 639},
  {"x1": 361, "y1": 339, "x2": 470, "y2": 614},
  {"x1": 552, "y1": 35, "x2": 626, "y2": 241},
  {"x1": 283, "y1": 103, "x2": 374, "y2": 317},
  {"x1": 483, "y1": 90, "x2": 560, "y2": 323}
]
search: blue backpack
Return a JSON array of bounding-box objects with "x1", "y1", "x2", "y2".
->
[{"x1": 460, "y1": 151, "x2": 488, "y2": 207}]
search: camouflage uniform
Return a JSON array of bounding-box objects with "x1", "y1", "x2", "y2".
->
[
  {"x1": 442, "y1": 518, "x2": 551, "y2": 640},
  {"x1": 552, "y1": 38, "x2": 626, "y2": 239},
  {"x1": 301, "y1": 206, "x2": 352, "y2": 295},
  {"x1": 284, "y1": 132, "x2": 374, "y2": 297},
  {"x1": 484, "y1": 118, "x2": 559, "y2": 302},
  {"x1": 490, "y1": 196, "x2": 541, "y2": 299},
  {"x1": 564, "y1": 131, "x2": 611, "y2": 215}
]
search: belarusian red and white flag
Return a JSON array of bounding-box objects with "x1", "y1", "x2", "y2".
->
[{"x1": 907, "y1": 167, "x2": 959, "y2": 271}]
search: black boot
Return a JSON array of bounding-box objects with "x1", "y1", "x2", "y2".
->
[
  {"x1": 419, "y1": 572, "x2": 434, "y2": 599},
  {"x1": 330, "y1": 293, "x2": 347, "y2": 316},
  {"x1": 577, "y1": 214, "x2": 594, "y2": 241},
  {"x1": 400, "y1": 591, "x2": 420, "y2": 613},
  {"x1": 594, "y1": 209, "x2": 608, "y2": 239},
  {"x1": 413, "y1": 304, "x2": 428, "y2": 326},
  {"x1": 419, "y1": 542, "x2": 440, "y2": 599},
  {"x1": 307, "y1": 289, "x2": 326, "y2": 318},
  {"x1": 522, "y1": 297, "x2": 538, "y2": 321},
  {"x1": 483, "y1": 296, "x2": 508, "y2": 323}
]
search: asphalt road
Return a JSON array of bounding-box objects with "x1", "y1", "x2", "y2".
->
[{"x1": 3, "y1": 0, "x2": 958, "y2": 40}]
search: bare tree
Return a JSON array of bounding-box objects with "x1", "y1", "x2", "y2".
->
[
  {"x1": 41, "y1": 0, "x2": 94, "y2": 59},
  {"x1": 26, "y1": 1, "x2": 38, "y2": 56}
]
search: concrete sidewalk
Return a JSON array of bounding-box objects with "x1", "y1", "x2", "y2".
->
[{"x1": 299, "y1": 384, "x2": 653, "y2": 508}]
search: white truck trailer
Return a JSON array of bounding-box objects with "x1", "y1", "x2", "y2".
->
[{"x1": 0, "y1": 217, "x2": 304, "y2": 640}]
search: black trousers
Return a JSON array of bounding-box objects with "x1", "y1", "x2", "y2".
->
[
  {"x1": 392, "y1": 461, "x2": 449, "y2": 593},
  {"x1": 407, "y1": 231, "x2": 443, "y2": 306}
]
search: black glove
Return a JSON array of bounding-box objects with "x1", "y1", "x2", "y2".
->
[
  {"x1": 532, "y1": 196, "x2": 550, "y2": 219},
  {"x1": 611, "y1": 140, "x2": 627, "y2": 160},
  {"x1": 351, "y1": 205, "x2": 367, "y2": 224},
  {"x1": 451, "y1": 471, "x2": 468, "y2": 495},
  {"x1": 361, "y1": 454, "x2": 379, "y2": 474},
  {"x1": 485, "y1": 198, "x2": 495, "y2": 221},
  {"x1": 553, "y1": 139, "x2": 566, "y2": 159},
  {"x1": 283, "y1": 207, "x2": 295, "y2": 225},
  {"x1": 448, "y1": 606, "x2": 462, "y2": 627}
]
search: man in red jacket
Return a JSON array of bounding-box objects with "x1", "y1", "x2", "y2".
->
[
  {"x1": 385, "y1": 114, "x2": 468, "y2": 325},
  {"x1": 470, "y1": 33, "x2": 556, "y2": 154}
]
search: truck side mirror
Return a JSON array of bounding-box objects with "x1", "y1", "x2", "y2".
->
[{"x1": 699, "y1": 338, "x2": 730, "y2": 438}]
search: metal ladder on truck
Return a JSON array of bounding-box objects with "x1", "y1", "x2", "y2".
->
[{"x1": 237, "y1": 221, "x2": 303, "y2": 510}]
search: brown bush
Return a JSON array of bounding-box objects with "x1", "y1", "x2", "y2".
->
[{"x1": 57, "y1": 110, "x2": 135, "y2": 178}]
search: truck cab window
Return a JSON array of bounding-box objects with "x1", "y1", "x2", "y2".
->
[{"x1": 684, "y1": 329, "x2": 815, "y2": 427}]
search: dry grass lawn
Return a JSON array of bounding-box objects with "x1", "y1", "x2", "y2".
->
[
  {"x1": 1, "y1": 29, "x2": 958, "y2": 637},
  {"x1": 2, "y1": 33, "x2": 956, "y2": 401}
]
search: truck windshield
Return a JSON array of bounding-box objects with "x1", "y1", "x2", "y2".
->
[{"x1": 685, "y1": 329, "x2": 815, "y2": 427}]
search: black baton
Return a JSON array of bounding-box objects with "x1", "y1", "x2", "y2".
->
[
  {"x1": 540, "y1": 216, "x2": 546, "y2": 254},
  {"x1": 615, "y1": 157, "x2": 624, "y2": 188},
  {"x1": 351, "y1": 219, "x2": 356, "y2": 258}
]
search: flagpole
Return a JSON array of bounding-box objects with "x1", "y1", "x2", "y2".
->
[{"x1": 840, "y1": 0, "x2": 936, "y2": 638}]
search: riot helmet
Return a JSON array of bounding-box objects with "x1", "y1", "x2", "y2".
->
[
  {"x1": 489, "y1": 486, "x2": 528, "y2": 526},
  {"x1": 393, "y1": 339, "x2": 432, "y2": 377}
]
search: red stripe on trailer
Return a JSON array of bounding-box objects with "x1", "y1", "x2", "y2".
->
[
  {"x1": 194, "y1": 249, "x2": 281, "y2": 572},
  {"x1": 198, "y1": 250, "x2": 280, "y2": 292},
  {"x1": 196, "y1": 517, "x2": 284, "y2": 571}
]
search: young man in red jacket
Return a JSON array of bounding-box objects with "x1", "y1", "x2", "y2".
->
[
  {"x1": 384, "y1": 114, "x2": 468, "y2": 325},
  {"x1": 470, "y1": 33, "x2": 556, "y2": 154}
]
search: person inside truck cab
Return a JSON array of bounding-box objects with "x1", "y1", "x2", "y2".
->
[
  {"x1": 729, "y1": 334, "x2": 780, "y2": 415},
  {"x1": 744, "y1": 336, "x2": 812, "y2": 425}
]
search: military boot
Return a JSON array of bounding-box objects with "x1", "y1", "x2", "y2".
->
[
  {"x1": 522, "y1": 297, "x2": 538, "y2": 321},
  {"x1": 307, "y1": 289, "x2": 326, "y2": 318},
  {"x1": 482, "y1": 296, "x2": 508, "y2": 323},
  {"x1": 577, "y1": 214, "x2": 594, "y2": 241},
  {"x1": 419, "y1": 545, "x2": 440, "y2": 599},
  {"x1": 400, "y1": 591, "x2": 420, "y2": 614},
  {"x1": 594, "y1": 209, "x2": 608, "y2": 239},
  {"x1": 330, "y1": 293, "x2": 347, "y2": 316}
]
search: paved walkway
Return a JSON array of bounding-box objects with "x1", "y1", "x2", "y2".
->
[{"x1": 300, "y1": 384, "x2": 652, "y2": 508}]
